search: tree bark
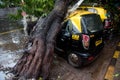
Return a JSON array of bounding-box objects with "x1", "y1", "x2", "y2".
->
[{"x1": 13, "y1": 0, "x2": 74, "y2": 80}]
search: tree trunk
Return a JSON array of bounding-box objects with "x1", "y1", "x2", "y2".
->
[{"x1": 13, "y1": 0, "x2": 73, "y2": 80}]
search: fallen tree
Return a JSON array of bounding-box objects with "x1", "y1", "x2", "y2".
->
[{"x1": 12, "y1": 0, "x2": 76, "y2": 80}]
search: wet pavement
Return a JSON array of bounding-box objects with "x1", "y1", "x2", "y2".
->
[
  {"x1": 0, "y1": 18, "x2": 120, "y2": 80},
  {"x1": 113, "y1": 42, "x2": 120, "y2": 80},
  {"x1": 0, "y1": 19, "x2": 25, "y2": 80},
  {"x1": 49, "y1": 36, "x2": 120, "y2": 80}
]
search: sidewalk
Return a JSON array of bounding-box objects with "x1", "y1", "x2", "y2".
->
[
  {"x1": 105, "y1": 39, "x2": 120, "y2": 80},
  {"x1": 114, "y1": 41, "x2": 120, "y2": 80}
]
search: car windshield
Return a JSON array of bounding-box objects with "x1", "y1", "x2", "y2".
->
[{"x1": 81, "y1": 14, "x2": 103, "y2": 33}]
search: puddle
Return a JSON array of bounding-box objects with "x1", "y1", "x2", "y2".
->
[
  {"x1": 0, "y1": 50, "x2": 22, "y2": 67},
  {"x1": 0, "y1": 71, "x2": 6, "y2": 80},
  {"x1": 0, "y1": 47, "x2": 24, "y2": 80}
]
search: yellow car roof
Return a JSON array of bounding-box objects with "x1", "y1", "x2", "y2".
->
[
  {"x1": 79, "y1": 6, "x2": 107, "y2": 21},
  {"x1": 67, "y1": 10, "x2": 95, "y2": 19},
  {"x1": 65, "y1": 10, "x2": 96, "y2": 32}
]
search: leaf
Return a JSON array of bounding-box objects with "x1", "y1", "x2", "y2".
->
[
  {"x1": 39, "y1": 77, "x2": 43, "y2": 80},
  {"x1": 113, "y1": 73, "x2": 120, "y2": 77},
  {"x1": 35, "y1": 8, "x2": 44, "y2": 12}
]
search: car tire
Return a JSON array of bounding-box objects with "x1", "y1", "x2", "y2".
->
[{"x1": 67, "y1": 52, "x2": 82, "y2": 68}]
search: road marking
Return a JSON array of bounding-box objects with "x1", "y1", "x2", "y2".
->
[
  {"x1": 104, "y1": 41, "x2": 120, "y2": 80},
  {"x1": 113, "y1": 51, "x2": 120, "y2": 59},
  {"x1": 105, "y1": 65, "x2": 115, "y2": 80},
  {"x1": 0, "y1": 28, "x2": 23, "y2": 35},
  {"x1": 118, "y1": 42, "x2": 120, "y2": 47}
]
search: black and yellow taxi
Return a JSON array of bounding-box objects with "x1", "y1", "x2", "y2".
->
[
  {"x1": 79, "y1": 5, "x2": 107, "y2": 22},
  {"x1": 79, "y1": 5, "x2": 113, "y2": 39},
  {"x1": 56, "y1": 10, "x2": 104, "y2": 67}
]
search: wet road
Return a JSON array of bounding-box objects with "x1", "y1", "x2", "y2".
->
[
  {"x1": 0, "y1": 18, "x2": 120, "y2": 80},
  {"x1": 0, "y1": 19, "x2": 25, "y2": 80},
  {"x1": 49, "y1": 37, "x2": 120, "y2": 80}
]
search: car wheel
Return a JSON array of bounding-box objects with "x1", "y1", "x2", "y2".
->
[{"x1": 68, "y1": 52, "x2": 82, "y2": 68}]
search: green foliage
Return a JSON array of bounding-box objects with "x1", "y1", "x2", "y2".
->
[
  {"x1": 0, "y1": 0, "x2": 20, "y2": 8},
  {"x1": 114, "y1": 73, "x2": 120, "y2": 77},
  {"x1": 20, "y1": 0, "x2": 54, "y2": 17},
  {"x1": 1, "y1": 0, "x2": 119, "y2": 21},
  {"x1": 0, "y1": 1, "x2": 6, "y2": 8},
  {"x1": 0, "y1": 0, "x2": 54, "y2": 19},
  {"x1": 7, "y1": 9, "x2": 23, "y2": 21}
]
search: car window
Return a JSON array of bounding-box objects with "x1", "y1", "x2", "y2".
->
[
  {"x1": 66, "y1": 20, "x2": 80, "y2": 34},
  {"x1": 81, "y1": 14, "x2": 103, "y2": 33},
  {"x1": 62, "y1": 21, "x2": 68, "y2": 29},
  {"x1": 81, "y1": 19, "x2": 88, "y2": 34}
]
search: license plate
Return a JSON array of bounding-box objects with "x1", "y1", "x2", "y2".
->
[{"x1": 95, "y1": 39, "x2": 102, "y2": 46}]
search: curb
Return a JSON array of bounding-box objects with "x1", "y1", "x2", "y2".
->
[
  {"x1": 104, "y1": 42, "x2": 120, "y2": 80},
  {"x1": 0, "y1": 28, "x2": 23, "y2": 35}
]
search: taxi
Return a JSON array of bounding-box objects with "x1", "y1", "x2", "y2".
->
[{"x1": 56, "y1": 10, "x2": 104, "y2": 67}]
